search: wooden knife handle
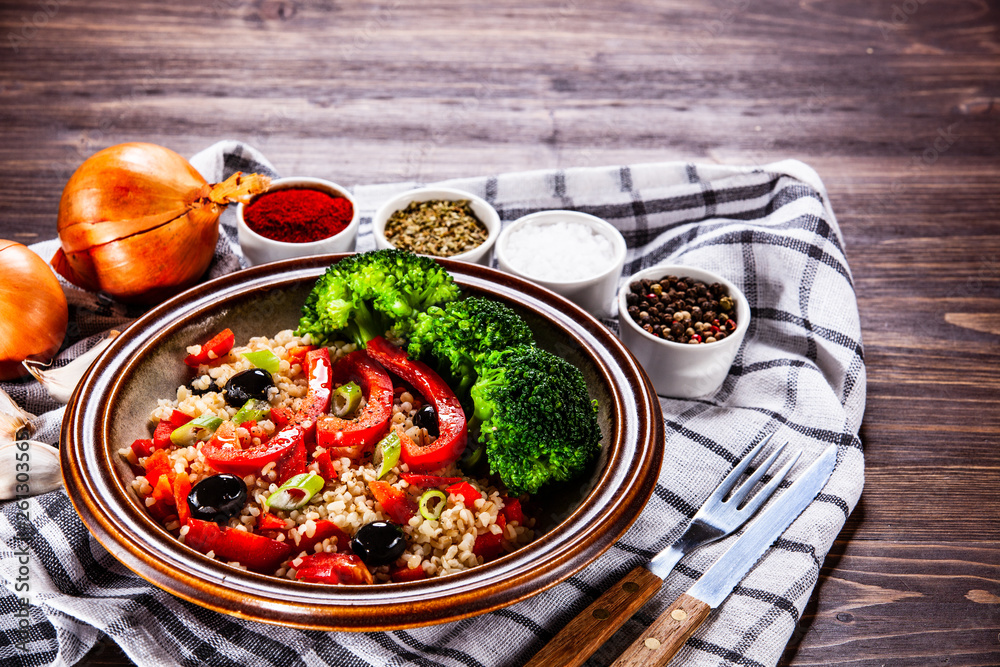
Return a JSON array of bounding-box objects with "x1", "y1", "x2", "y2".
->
[
  {"x1": 524, "y1": 565, "x2": 664, "y2": 667},
  {"x1": 610, "y1": 593, "x2": 712, "y2": 666}
]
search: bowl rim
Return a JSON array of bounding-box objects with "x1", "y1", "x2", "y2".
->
[
  {"x1": 236, "y1": 176, "x2": 360, "y2": 249},
  {"x1": 371, "y1": 186, "x2": 501, "y2": 262},
  {"x1": 495, "y1": 210, "x2": 627, "y2": 288},
  {"x1": 60, "y1": 255, "x2": 663, "y2": 631},
  {"x1": 617, "y1": 264, "x2": 751, "y2": 352}
]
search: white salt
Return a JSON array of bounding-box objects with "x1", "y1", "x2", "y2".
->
[{"x1": 504, "y1": 220, "x2": 614, "y2": 281}]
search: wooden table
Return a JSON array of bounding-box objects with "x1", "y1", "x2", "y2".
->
[{"x1": 2, "y1": 1, "x2": 997, "y2": 665}]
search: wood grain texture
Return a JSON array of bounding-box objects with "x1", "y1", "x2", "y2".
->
[
  {"x1": 525, "y1": 565, "x2": 664, "y2": 667},
  {"x1": 0, "y1": 0, "x2": 998, "y2": 665},
  {"x1": 610, "y1": 593, "x2": 713, "y2": 667}
]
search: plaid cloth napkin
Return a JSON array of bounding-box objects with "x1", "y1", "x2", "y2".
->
[{"x1": 0, "y1": 141, "x2": 865, "y2": 667}]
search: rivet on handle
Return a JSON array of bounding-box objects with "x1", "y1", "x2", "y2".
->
[
  {"x1": 622, "y1": 582, "x2": 640, "y2": 593},
  {"x1": 593, "y1": 609, "x2": 610, "y2": 620},
  {"x1": 671, "y1": 609, "x2": 688, "y2": 621},
  {"x1": 644, "y1": 638, "x2": 661, "y2": 650}
]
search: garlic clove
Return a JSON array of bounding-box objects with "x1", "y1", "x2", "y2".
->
[
  {"x1": 0, "y1": 439, "x2": 62, "y2": 499},
  {"x1": 1, "y1": 387, "x2": 35, "y2": 442},
  {"x1": 23, "y1": 330, "x2": 120, "y2": 404}
]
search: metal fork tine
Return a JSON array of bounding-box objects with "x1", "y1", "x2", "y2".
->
[
  {"x1": 701, "y1": 433, "x2": 775, "y2": 508},
  {"x1": 727, "y1": 442, "x2": 788, "y2": 508},
  {"x1": 737, "y1": 449, "x2": 802, "y2": 518}
]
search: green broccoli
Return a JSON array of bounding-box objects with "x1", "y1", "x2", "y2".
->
[
  {"x1": 296, "y1": 249, "x2": 460, "y2": 347},
  {"x1": 470, "y1": 345, "x2": 602, "y2": 496},
  {"x1": 407, "y1": 296, "x2": 535, "y2": 393}
]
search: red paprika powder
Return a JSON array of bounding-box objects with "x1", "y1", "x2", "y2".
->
[{"x1": 244, "y1": 188, "x2": 353, "y2": 243}]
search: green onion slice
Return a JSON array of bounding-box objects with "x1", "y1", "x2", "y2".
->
[
  {"x1": 332, "y1": 381, "x2": 362, "y2": 418},
  {"x1": 265, "y1": 472, "x2": 325, "y2": 511},
  {"x1": 233, "y1": 398, "x2": 270, "y2": 426},
  {"x1": 170, "y1": 414, "x2": 224, "y2": 446},
  {"x1": 419, "y1": 489, "x2": 447, "y2": 521},
  {"x1": 242, "y1": 350, "x2": 281, "y2": 374},
  {"x1": 373, "y1": 432, "x2": 401, "y2": 480}
]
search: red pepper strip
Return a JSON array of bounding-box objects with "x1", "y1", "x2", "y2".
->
[
  {"x1": 399, "y1": 473, "x2": 462, "y2": 488},
  {"x1": 143, "y1": 449, "x2": 173, "y2": 487},
  {"x1": 287, "y1": 344, "x2": 315, "y2": 369},
  {"x1": 473, "y1": 514, "x2": 507, "y2": 563},
  {"x1": 130, "y1": 438, "x2": 154, "y2": 458},
  {"x1": 446, "y1": 481, "x2": 482, "y2": 506},
  {"x1": 174, "y1": 474, "x2": 192, "y2": 525},
  {"x1": 202, "y1": 422, "x2": 308, "y2": 477},
  {"x1": 390, "y1": 564, "x2": 428, "y2": 583},
  {"x1": 258, "y1": 513, "x2": 286, "y2": 532},
  {"x1": 312, "y1": 450, "x2": 338, "y2": 481},
  {"x1": 153, "y1": 410, "x2": 193, "y2": 450},
  {"x1": 294, "y1": 552, "x2": 373, "y2": 585},
  {"x1": 316, "y1": 350, "x2": 394, "y2": 461},
  {"x1": 183, "y1": 328, "x2": 235, "y2": 368},
  {"x1": 368, "y1": 480, "x2": 416, "y2": 525},
  {"x1": 296, "y1": 347, "x2": 332, "y2": 426},
  {"x1": 365, "y1": 336, "x2": 467, "y2": 473},
  {"x1": 293, "y1": 519, "x2": 351, "y2": 555},
  {"x1": 185, "y1": 518, "x2": 292, "y2": 574},
  {"x1": 501, "y1": 497, "x2": 525, "y2": 525},
  {"x1": 270, "y1": 406, "x2": 293, "y2": 430},
  {"x1": 274, "y1": 436, "x2": 307, "y2": 485}
]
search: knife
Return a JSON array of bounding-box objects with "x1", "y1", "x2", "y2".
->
[{"x1": 609, "y1": 443, "x2": 838, "y2": 666}]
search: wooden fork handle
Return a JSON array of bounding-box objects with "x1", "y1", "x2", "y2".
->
[
  {"x1": 524, "y1": 565, "x2": 664, "y2": 667},
  {"x1": 610, "y1": 593, "x2": 712, "y2": 666}
]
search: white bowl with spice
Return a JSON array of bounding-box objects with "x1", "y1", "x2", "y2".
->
[
  {"x1": 618, "y1": 264, "x2": 751, "y2": 398},
  {"x1": 236, "y1": 177, "x2": 359, "y2": 267},
  {"x1": 372, "y1": 187, "x2": 501, "y2": 266},
  {"x1": 495, "y1": 210, "x2": 627, "y2": 318}
]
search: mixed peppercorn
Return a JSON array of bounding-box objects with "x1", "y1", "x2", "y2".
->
[{"x1": 625, "y1": 275, "x2": 738, "y2": 344}]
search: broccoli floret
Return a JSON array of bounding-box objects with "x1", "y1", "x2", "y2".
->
[
  {"x1": 407, "y1": 297, "x2": 535, "y2": 393},
  {"x1": 296, "y1": 249, "x2": 460, "y2": 347},
  {"x1": 471, "y1": 345, "x2": 602, "y2": 496}
]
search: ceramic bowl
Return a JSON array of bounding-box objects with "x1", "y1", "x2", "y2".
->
[
  {"x1": 236, "y1": 177, "x2": 360, "y2": 267},
  {"x1": 372, "y1": 187, "x2": 501, "y2": 265},
  {"x1": 618, "y1": 264, "x2": 751, "y2": 398},
  {"x1": 495, "y1": 210, "x2": 627, "y2": 318},
  {"x1": 61, "y1": 256, "x2": 663, "y2": 631}
]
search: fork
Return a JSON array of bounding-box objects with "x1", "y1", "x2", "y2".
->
[{"x1": 524, "y1": 434, "x2": 799, "y2": 667}]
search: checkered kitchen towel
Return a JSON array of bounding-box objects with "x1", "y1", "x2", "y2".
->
[{"x1": 0, "y1": 141, "x2": 864, "y2": 667}]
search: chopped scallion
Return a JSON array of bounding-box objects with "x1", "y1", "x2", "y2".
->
[
  {"x1": 373, "y1": 432, "x2": 401, "y2": 480},
  {"x1": 232, "y1": 398, "x2": 270, "y2": 426},
  {"x1": 332, "y1": 381, "x2": 362, "y2": 418},
  {"x1": 265, "y1": 472, "x2": 325, "y2": 511},
  {"x1": 242, "y1": 350, "x2": 281, "y2": 374},
  {"x1": 170, "y1": 414, "x2": 224, "y2": 446},
  {"x1": 419, "y1": 489, "x2": 447, "y2": 521}
]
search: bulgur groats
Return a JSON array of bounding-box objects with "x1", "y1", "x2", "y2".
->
[{"x1": 120, "y1": 330, "x2": 535, "y2": 584}]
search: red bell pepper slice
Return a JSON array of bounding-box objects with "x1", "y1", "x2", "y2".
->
[
  {"x1": 316, "y1": 350, "x2": 394, "y2": 461},
  {"x1": 473, "y1": 514, "x2": 507, "y2": 563},
  {"x1": 130, "y1": 438, "x2": 154, "y2": 458},
  {"x1": 399, "y1": 473, "x2": 462, "y2": 488},
  {"x1": 294, "y1": 552, "x2": 373, "y2": 585},
  {"x1": 292, "y1": 519, "x2": 351, "y2": 555},
  {"x1": 270, "y1": 405, "x2": 293, "y2": 430},
  {"x1": 174, "y1": 474, "x2": 192, "y2": 525},
  {"x1": 183, "y1": 328, "x2": 235, "y2": 368},
  {"x1": 312, "y1": 450, "x2": 338, "y2": 481},
  {"x1": 273, "y1": 436, "x2": 307, "y2": 485},
  {"x1": 185, "y1": 518, "x2": 292, "y2": 574},
  {"x1": 296, "y1": 348, "x2": 332, "y2": 426},
  {"x1": 368, "y1": 480, "x2": 416, "y2": 525},
  {"x1": 446, "y1": 481, "x2": 482, "y2": 506},
  {"x1": 390, "y1": 564, "x2": 428, "y2": 583},
  {"x1": 153, "y1": 410, "x2": 193, "y2": 450},
  {"x1": 365, "y1": 336, "x2": 467, "y2": 473},
  {"x1": 286, "y1": 344, "x2": 315, "y2": 369},
  {"x1": 501, "y1": 497, "x2": 525, "y2": 525},
  {"x1": 143, "y1": 449, "x2": 173, "y2": 487},
  {"x1": 202, "y1": 422, "x2": 308, "y2": 477},
  {"x1": 258, "y1": 513, "x2": 286, "y2": 532}
]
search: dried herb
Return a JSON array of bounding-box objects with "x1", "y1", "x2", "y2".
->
[{"x1": 384, "y1": 200, "x2": 488, "y2": 257}]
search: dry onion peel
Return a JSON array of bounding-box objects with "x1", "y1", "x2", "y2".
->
[
  {"x1": 52, "y1": 143, "x2": 270, "y2": 304},
  {"x1": 0, "y1": 240, "x2": 69, "y2": 380},
  {"x1": 23, "y1": 330, "x2": 120, "y2": 404}
]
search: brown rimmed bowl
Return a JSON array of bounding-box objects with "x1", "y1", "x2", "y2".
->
[{"x1": 61, "y1": 255, "x2": 664, "y2": 631}]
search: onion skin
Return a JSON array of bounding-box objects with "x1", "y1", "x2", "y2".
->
[
  {"x1": 52, "y1": 143, "x2": 265, "y2": 305},
  {"x1": 0, "y1": 240, "x2": 69, "y2": 380}
]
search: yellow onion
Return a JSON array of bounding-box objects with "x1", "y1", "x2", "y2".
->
[
  {"x1": 52, "y1": 143, "x2": 269, "y2": 304},
  {"x1": 0, "y1": 240, "x2": 69, "y2": 380}
]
